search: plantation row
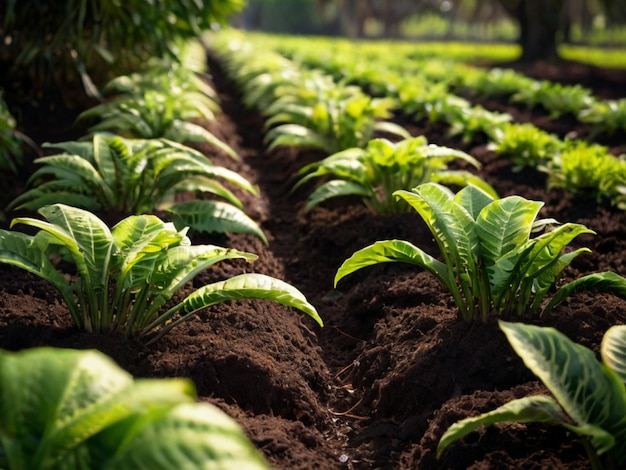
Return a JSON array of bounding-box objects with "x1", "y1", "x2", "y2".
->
[
  {"x1": 208, "y1": 31, "x2": 626, "y2": 466},
  {"x1": 212, "y1": 31, "x2": 626, "y2": 211},
  {"x1": 0, "y1": 37, "x2": 317, "y2": 469},
  {"x1": 263, "y1": 33, "x2": 626, "y2": 135}
]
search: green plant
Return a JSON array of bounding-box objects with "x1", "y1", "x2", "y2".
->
[
  {"x1": 465, "y1": 67, "x2": 535, "y2": 100},
  {"x1": 335, "y1": 182, "x2": 602, "y2": 321},
  {"x1": 438, "y1": 320, "x2": 626, "y2": 469},
  {"x1": 294, "y1": 136, "x2": 497, "y2": 214},
  {"x1": 0, "y1": 204, "x2": 321, "y2": 341},
  {"x1": 447, "y1": 105, "x2": 512, "y2": 143},
  {"x1": 579, "y1": 98, "x2": 626, "y2": 135},
  {"x1": 77, "y1": 66, "x2": 236, "y2": 157},
  {"x1": 547, "y1": 141, "x2": 626, "y2": 210},
  {"x1": 0, "y1": 346, "x2": 269, "y2": 469},
  {"x1": 7, "y1": 133, "x2": 265, "y2": 241},
  {"x1": 512, "y1": 81, "x2": 594, "y2": 118},
  {"x1": 487, "y1": 122, "x2": 564, "y2": 171},
  {"x1": 263, "y1": 74, "x2": 409, "y2": 154}
]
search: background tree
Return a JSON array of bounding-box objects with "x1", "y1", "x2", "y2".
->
[
  {"x1": 497, "y1": 0, "x2": 564, "y2": 61},
  {"x1": 0, "y1": 0, "x2": 245, "y2": 100}
]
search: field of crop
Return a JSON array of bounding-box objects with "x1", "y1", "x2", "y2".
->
[{"x1": 3, "y1": 29, "x2": 626, "y2": 469}]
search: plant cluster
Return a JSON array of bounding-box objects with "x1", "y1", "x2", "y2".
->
[
  {"x1": 1, "y1": 34, "x2": 317, "y2": 347},
  {"x1": 77, "y1": 62, "x2": 237, "y2": 158},
  {"x1": 258, "y1": 32, "x2": 626, "y2": 209},
  {"x1": 7, "y1": 133, "x2": 266, "y2": 241},
  {"x1": 547, "y1": 141, "x2": 626, "y2": 210},
  {"x1": 263, "y1": 75, "x2": 408, "y2": 154},
  {"x1": 211, "y1": 33, "x2": 409, "y2": 155},
  {"x1": 335, "y1": 182, "x2": 622, "y2": 321},
  {"x1": 294, "y1": 136, "x2": 496, "y2": 214},
  {"x1": 0, "y1": 204, "x2": 321, "y2": 342},
  {"x1": 487, "y1": 122, "x2": 564, "y2": 171}
]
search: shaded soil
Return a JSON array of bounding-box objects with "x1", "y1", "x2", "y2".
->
[{"x1": 2, "y1": 54, "x2": 626, "y2": 469}]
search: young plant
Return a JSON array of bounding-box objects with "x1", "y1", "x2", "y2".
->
[
  {"x1": 447, "y1": 105, "x2": 512, "y2": 143},
  {"x1": 579, "y1": 98, "x2": 626, "y2": 135},
  {"x1": 294, "y1": 136, "x2": 497, "y2": 214},
  {"x1": 263, "y1": 74, "x2": 409, "y2": 154},
  {"x1": 77, "y1": 66, "x2": 236, "y2": 158},
  {"x1": 0, "y1": 204, "x2": 321, "y2": 342},
  {"x1": 513, "y1": 81, "x2": 594, "y2": 118},
  {"x1": 438, "y1": 320, "x2": 626, "y2": 469},
  {"x1": 0, "y1": 346, "x2": 269, "y2": 469},
  {"x1": 7, "y1": 133, "x2": 265, "y2": 241},
  {"x1": 465, "y1": 67, "x2": 535, "y2": 100},
  {"x1": 335, "y1": 182, "x2": 602, "y2": 321},
  {"x1": 487, "y1": 122, "x2": 564, "y2": 172},
  {"x1": 547, "y1": 141, "x2": 626, "y2": 210}
]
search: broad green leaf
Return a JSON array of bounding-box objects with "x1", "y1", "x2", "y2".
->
[
  {"x1": 168, "y1": 200, "x2": 268, "y2": 244},
  {"x1": 305, "y1": 180, "x2": 371, "y2": 211},
  {"x1": 500, "y1": 321, "x2": 626, "y2": 454},
  {"x1": 372, "y1": 121, "x2": 411, "y2": 139},
  {"x1": 12, "y1": 204, "x2": 114, "y2": 293},
  {"x1": 179, "y1": 273, "x2": 321, "y2": 326},
  {"x1": 545, "y1": 271, "x2": 626, "y2": 313},
  {"x1": 0, "y1": 230, "x2": 76, "y2": 320},
  {"x1": 0, "y1": 348, "x2": 133, "y2": 467},
  {"x1": 476, "y1": 196, "x2": 543, "y2": 290},
  {"x1": 99, "y1": 403, "x2": 269, "y2": 469},
  {"x1": 93, "y1": 133, "x2": 124, "y2": 200},
  {"x1": 144, "y1": 246, "x2": 258, "y2": 320},
  {"x1": 397, "y1": 184, "x2": 477, "y2": 271},
  {"x1": 0, "y1": 347, "x2": 268, "y2": 469},
  {"x1": 173, "y1": 177, "x2": 245, "y2": 209},
  {"x1": 437, "y1": 395, "x2": 566, "y2": 458},
  {"x1": 602, "y1": 325, "x2": 626, "y2": 385},
  {"x1": 453, "y1": 184, "x2": 495, "y2": 221},
  {"x1": 265, "y1": 124, "x2": 329, "y2": 152},
  {"x1": 334, "y1": 239, "x2": 449, "y2": 289},
  {"x1": 148, "y1": 273, "x2": 322, "y2": 341},
  {"x1": 112, "y1": 215, "x2": 185, "y2": 290},
  {"x1": 165, "y1": 120, "x2": 238, "y2": 159}
]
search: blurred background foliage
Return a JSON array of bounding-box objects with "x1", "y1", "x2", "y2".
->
[
  {"x1": 0, "y1": 0, "x2": 625, "y2": 139},
  {"x1": 235, "y1": 0, "x2": 626, "y2": 61}
]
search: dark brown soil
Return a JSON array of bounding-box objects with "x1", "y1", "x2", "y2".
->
[{"x1": 1, "y1": 54, "x2": 626, "y2": 469}]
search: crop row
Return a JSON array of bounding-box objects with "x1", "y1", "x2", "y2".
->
[
  {"x1": 0, "y1": 37, "x2": 323, "y2": 469},
  {"x1": 260, "y1": 33, "x2": 626, "y2": 135},
  {"x1": 223, "y1": 31, "x2": 626, "y2": 211}
]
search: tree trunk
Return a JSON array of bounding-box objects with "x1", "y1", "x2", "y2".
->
[{"x1": 499, "y1": 0, "x2": 564, "y2": 61}]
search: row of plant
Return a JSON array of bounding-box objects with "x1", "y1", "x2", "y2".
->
[
  {"x1": 270, "y1": 32, "x2": 623, "y2": 132},
  {"x1": 259, "y1": 32, "x2": 626, "y2": 136},
  {"x1": 211, "y1": 34, "x2": 499, "y2": 210},
  {"x1": 211, "y1": 31, "x2": 626, "y2": 467},
  {"x1": 0, "y1": 40, "x2": 323, "y2": 342},
  {"x1": 229, "y1": 31, "x2": 626, "y2": 211},
  {"x1": 0, "y1": 2, "x2": 306, "y2": 466},
  {"x1": 0, "y1": 33, "x2": 332, "y2": 469}
]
